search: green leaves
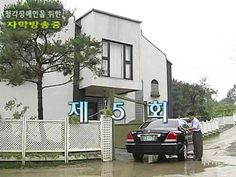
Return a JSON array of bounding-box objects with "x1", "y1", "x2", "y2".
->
[
  {"x1": 4, "y1": 98, "x2": 34, "y2": 119},
  {"x1": 172, "y1": 78, "x2": 218, "y2": 119},
  {"x1": 0, "y1": 1, "x2": 101, "y2": 86},
  {"x1": 226, "y1": 84, "x2": 236, "y2": 104},
  {"x1": 211, "y1": 102, "x2": 236, "y2": 117},
  {"x1": 0, "y1": 0, "x2": 102, "y2": 120},
  {"x1": 73, "y1": 34, "x2": 102, "y2": 75},
  {"x1": 172, "y1": 78, "x2": 236, "y2": 119}
]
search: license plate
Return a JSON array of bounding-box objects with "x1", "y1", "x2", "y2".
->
[{"x1": 141, "y1": 135, "x2": 156, "y2": 141}]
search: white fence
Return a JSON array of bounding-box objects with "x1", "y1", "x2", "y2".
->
[
  {"x1": 200, "y1": 116, "x2": 235, "y2": 136},
  {"x1": 0, "y1": 116, "x2": 113, "y2": 164}
]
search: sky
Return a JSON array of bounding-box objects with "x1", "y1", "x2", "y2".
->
[
  {"x1": 0, "y1": 0, "x2": 235, "y2": 100},
  {"x1": 63, "y1": 0, "x2": 236, "y2": 100}
]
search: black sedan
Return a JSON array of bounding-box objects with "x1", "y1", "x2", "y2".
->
[{"x1": 126, "y1": 118, "x2": 193, "y2": 161}]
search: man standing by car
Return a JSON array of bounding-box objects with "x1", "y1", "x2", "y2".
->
[{"x1": 187, "y1": 112, "x2": 203, "y2": 161}]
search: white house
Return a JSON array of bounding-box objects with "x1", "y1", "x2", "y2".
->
[
  {"x1": 75, "y1": 9, "x2": 173, "y2": 123},
  {"x1": 0, "y1": 5, "x2": 173, "y2": 122}
]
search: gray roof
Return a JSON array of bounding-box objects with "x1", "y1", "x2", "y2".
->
[{"x1": 77, "y1": 9, "x2": 142, "y2": 24}]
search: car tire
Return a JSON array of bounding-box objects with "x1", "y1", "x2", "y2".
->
[
  {"x1": 158, "y1": 153, "x2": 167, "y2": 161},
  {"x1": 133, "y1": 153, "x2": 144, "y2": 161},
  {"x1": 178, "y1": 143, "x2": 187, "y2": 161}
]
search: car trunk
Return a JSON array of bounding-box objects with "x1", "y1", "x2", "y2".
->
[{"x1": 131, "y1": 129, "x2": 178, "y2": 144}]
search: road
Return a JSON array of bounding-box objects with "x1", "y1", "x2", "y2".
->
[{"x1": 1, "y1": 126, "x2": 236, "y2": 177}]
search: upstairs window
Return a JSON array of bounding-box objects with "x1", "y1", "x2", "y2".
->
[
  {"x1": 102, "y1": 40, "x2": 133, "y2": 80},
  {"x1": 151, "y1": 79, "x2": 160, "y2": 97}
]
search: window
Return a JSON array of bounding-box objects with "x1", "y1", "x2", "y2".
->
[
  {"x1": 102, "y1": 41, "x2": 109, "y2": 76},
  {"x1": 102, "y1": 40, "x2": 133, "y2": 79},
  {"x1": 88, "y1": 102, "x2": 98, "y2": 120},
  {"x1": 140, "y1": 119, "x2": 178, "y2": 130},
  {"x1": 151, "y1": 79, "x2": 160, "y2": 97}
]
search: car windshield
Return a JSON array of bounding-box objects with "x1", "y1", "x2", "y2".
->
[{"x1": 140, "y1": 119, "x2": 178, "y2": 130}]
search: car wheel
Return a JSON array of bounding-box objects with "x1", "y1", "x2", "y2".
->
[
  {"x1": 178, "y1": 143, "x2": 187, "y2": 161},
  {"x1": 158, "y1": 153, "x2": 167, "y2": 161},
  {"x1": 133, "y1": 153, "x2": 144, "y2": 161}
]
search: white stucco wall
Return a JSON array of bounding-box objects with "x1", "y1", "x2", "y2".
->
[
  {"x1": 140, "y1": 35, "x2": 168, "y2": 102},
  {"x1": 0, "y1": 74, "x2": 73, "y2": 120},
  {"x1": 114, "y1": 35, "x2": 168, "y2": 124},
  {"x1": 79, "y1": 11, "x2": 141, "y2": 91},
  {"x1": 122, "y1": 50, "x2": 168, "y2": 122},
  {"x1": 114, "y1": 92, "x2": 136, "y2": 124},
  {"x1": 0, "y1": 0, "x2": 75, "y2": 120}
]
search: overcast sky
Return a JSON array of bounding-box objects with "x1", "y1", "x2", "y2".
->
[
  {"x1": 1, "y1": 0, "x2": 235, "y2": 100},
  {"x1": 64, "y1": 0, "x2": 236, "y2": 100}
]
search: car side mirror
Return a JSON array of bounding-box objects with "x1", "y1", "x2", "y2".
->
[{"x1": 178, "y1": 126, "x2": 186, "y2": 133}]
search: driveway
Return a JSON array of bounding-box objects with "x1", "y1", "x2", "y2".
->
[{"x1": 1, "y1": 126, "x2": 236, "y2": 177}]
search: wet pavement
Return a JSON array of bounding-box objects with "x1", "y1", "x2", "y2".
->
[{"x1": 1, "y1": 126, "x2": 236, "y2": 177}]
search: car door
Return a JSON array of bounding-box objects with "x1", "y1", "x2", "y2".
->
[{"x1": 182, "y1": 122, "x2": 194, "y2": 151}]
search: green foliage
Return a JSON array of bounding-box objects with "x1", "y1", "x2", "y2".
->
[
  {"x1": 0, "y1": 152, "x2": 22, "y2": 160},
  {"x1": 172, "y1": 78, "x2": 236, "y2": 119},
  {"x1": 69, "y1": 151, "x2": 101, "y2": 160},
  {"x1": 4, "y1": 98, "x2": 36, "y2": 119},
  {"x1": 211, "y1": 101, "x2": 236, "y2": 117},
  {"x1": 226, "y1": 84, "x2": 236, "y2": 104},
  {"x1": 100, "y1": 107, "x2": 113, "y2": 117},
  {"x1": 0, "y1": 0, "x2": 101, "y2": 120},
  {"x1": 172, "y1": 78, "x2": 217, "y2": 119},
  {"x1": 27, "y1": 152, "x2": 61, "y2": 160},
  {"x1": 68, "y1": 115, "x2": 79, "y2": 124}
]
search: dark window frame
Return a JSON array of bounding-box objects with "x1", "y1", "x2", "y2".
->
[
  {"x1": 151, "y1": 79, "x2": 160, "y2": 98},
  {"x1": 102, "y1": 39, "x2": 133, "y2": 80},
  {"x1": 102, "y1": 41, "x2": 110, "y2": 77}
]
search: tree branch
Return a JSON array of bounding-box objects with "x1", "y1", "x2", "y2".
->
[
  {"x1": 38, "y1": 32, "x2": 48, "y2": 60},
  {"x1": 24, "y1": 79, "x2": 37, "y2": 84},
  {"x1": 44, "y1": 68, "x2": 61, "y2": 74},
  {"x1": 7, "y1": 61, "x2": 14, "y2": 68},
  {"x1": 43, "y1": 63, "x2": 63, "y2": 72},
  {"x1": 33, "y1": 32, "x2": 41, "y2": 62},
  {"x1": 42, "y1": 52, "x2": 68, "y2": 65},
  {"x1": 17, "y1": 49, "x2": 39, "y2": 73},
  {"x1": 42, "y1": 76, "x2": 73, "y2": 89},
  {"x1": 79, "y1": 65, "x2": 86, "y2": 71}
]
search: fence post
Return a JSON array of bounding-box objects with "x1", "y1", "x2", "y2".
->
[
  {"x1": 65, "y1": 117, "x2": 69, "y2": 164},
  {"x1": 21, "y1": 117, "x2": 26, "y2": 166},
  {"x1": 101, "y1": 115, "x2": 113, "y2": 161}
]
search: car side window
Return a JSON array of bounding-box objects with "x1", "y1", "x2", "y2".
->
[
  {"x1": 178, "y1": 120, "x2": 189, "y2": 132},
  {"x1": 178, "y1": 121, "x2": 185, "y2": 131},
  {"x1": 182, "y1": 123, "x2": 189, "y2": 129}
]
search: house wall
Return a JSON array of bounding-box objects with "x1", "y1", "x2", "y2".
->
[
  {"x1": 140, "y1": 35, "x2": 168, "y2": 102},
  {"x1": 79, "y1": 11, "x2": 141, "y2": 91},
  {"x1": 167, "y1": 60, "x2": 173, "y2": 117},
  {"x1": 116, "y1": 35, "x2": 168, "y2": 123},
  {"x1": 0, "y1": 0, "x2": 75, "y2": 120}
]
